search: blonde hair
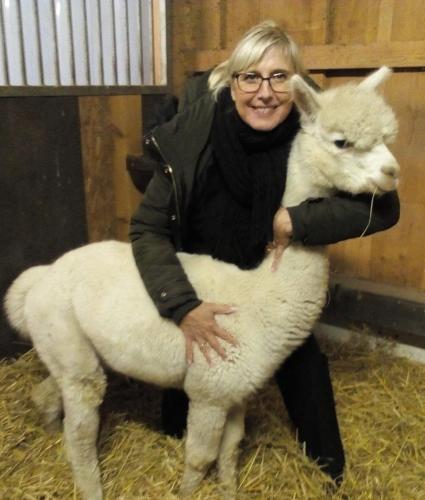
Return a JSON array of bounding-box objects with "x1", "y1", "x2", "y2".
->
[{"x1": 208, "y1": 20, "x2": 306, "y2": 100}]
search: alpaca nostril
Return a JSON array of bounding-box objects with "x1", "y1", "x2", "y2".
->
[{"x1": 381, "y1": 165, "x2": 399, "y2": 178}]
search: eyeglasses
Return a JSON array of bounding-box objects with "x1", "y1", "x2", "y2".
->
[{"x1": 233, "y1": 71, "x2": 291, "y2": 93}]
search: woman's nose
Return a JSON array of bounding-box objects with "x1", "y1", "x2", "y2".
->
[{"x1": 256, "y1": 79, "x2": 274, "y2": 98}]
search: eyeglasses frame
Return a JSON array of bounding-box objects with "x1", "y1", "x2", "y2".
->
[{"x1": 233, "y1": 71, "x2": 291, "y2": 94}]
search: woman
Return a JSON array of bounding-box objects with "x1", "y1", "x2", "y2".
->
[{"x1": 130, "y1": 21, "x2": 399, "y2": 484}]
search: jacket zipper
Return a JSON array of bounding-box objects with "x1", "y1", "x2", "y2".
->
[{"x1": 148, "y1": 135, "x2": 182, "y2": 229}]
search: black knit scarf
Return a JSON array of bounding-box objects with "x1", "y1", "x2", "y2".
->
[{"x1": 208, "y1": 88, "x2": 300, "y2": 268}]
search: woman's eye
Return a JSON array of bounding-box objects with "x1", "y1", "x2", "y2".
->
[
  {"x1": 271, "y1": 73, "x2": 287, "y2": 81},
  {"x1": 334, "y1": 139, "x2": 353, "y2": 149},
  {"x1": 242, "y1": 73, "x2": 259, "y2": 82}
]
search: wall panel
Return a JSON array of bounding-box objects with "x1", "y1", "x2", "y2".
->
[
  {"x1": 329, "y1": 0, "x2": 380, "y2": 44},
  {"x1": 258, "y1": 0, "x2": 330, "y2": 45},
  {"x1": 79, "y1": 95, "x2": 142, "y2": 243},
  {"x1": 391, "y1": 0, "x2": 425, "y2": 41},
  {"x1": 224, "y1": 0, "x2": 261, "y2": 48}
]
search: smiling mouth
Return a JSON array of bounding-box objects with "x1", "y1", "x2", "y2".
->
[{"x1": 250, "y1": 106, "x2": 279, "y2": 114}]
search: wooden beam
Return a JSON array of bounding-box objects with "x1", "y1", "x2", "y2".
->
[
  {"x1": 152, "y1": 0, "x2": 165, "y2": 85},
  {"x1": 189, "y1": 40, "x2": 425, "y2": 71},
  {"x1": 303, "y1": 41, "x2": 425, "y2": 70},
  {"x1": 322, "y1": 280, "x2": 425, "y2": 349},
  {"x1": 0, "y1": 85, "x2": 169, "y2": 97}
]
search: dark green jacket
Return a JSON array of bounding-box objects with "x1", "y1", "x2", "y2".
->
[{"x1": 129, "y1": 73, "x2": 400, "y2": 324}]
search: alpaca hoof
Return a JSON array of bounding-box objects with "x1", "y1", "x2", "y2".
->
[{"x1": 178, "y1": 468, "x2": 205, "y2": 497}]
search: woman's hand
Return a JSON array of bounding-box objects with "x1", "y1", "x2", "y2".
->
[
  {"x1": 180, "y1": 302, "x2": 238, "y2": 365},
  {"x1": 270, "y1": 207, "x2": 293, "y2": 271}
]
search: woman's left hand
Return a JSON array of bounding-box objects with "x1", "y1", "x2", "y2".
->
[{"x1": 270, "y1": 207, "x2": 293, "y2": 271}]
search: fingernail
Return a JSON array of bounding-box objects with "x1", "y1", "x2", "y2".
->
[{"x1": 229, "y1": 306, "x2": 238, "y2": 313}]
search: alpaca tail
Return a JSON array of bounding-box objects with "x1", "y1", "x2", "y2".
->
[{"x1": 3, "y1": 265, "x2": 50, "y2": 341}]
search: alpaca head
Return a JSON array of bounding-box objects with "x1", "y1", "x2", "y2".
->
[{"x1": 290, "y1": 67, "x2": 400, "y2": 195}]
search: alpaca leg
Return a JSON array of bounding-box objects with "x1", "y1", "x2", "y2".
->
[
  {"x1": 32, "y1": 375, "x2": 63, "y2": 431},
  {"x1": 26, "y1": 288, "x2": 107, "y2": 499},
  {"x1": 217, "y1": 404, "x2": 245, "y2": 496},
  {"x1": 179, "y1": 401, "x2": 227, "y2": 497},
  {"x1": 61, "y1": 365, "x2": 106, "y2": 500}
]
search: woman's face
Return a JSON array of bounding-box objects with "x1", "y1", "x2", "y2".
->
[{"x1": 230, "y1": 46, "x2": 294, "y2": 131}]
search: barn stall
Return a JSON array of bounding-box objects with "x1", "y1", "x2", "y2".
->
[{"x1": 1, "y1": 0, "x2": 424, "y2": 498}]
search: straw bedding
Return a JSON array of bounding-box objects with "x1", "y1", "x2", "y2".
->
[{"x1": 1, "y1": 337, "x2": 424, "y2": 499}]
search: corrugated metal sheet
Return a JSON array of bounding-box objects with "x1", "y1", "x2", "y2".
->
[{"x1": 0, "y1": 0, "x2": 166, "y2": 87}]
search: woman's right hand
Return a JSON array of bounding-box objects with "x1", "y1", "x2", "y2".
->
[{"x1": 180, "y1": 302, "x2": 238, "y2": 365}]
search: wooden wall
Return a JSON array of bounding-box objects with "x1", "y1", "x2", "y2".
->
[
  {"x1": 167, "y1": 0, "x2": 425, "y2": 292},
  {"x1": 80, "y1": 96, "x2": 142, "y2": 243}
]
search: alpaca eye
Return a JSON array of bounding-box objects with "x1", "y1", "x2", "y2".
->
[{"x1": 334, "y1": 139, "x2": 353, "y2": 149}]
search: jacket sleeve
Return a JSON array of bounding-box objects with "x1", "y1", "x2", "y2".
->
[
  {"x1": 129, "y1": 168, "x2": 201, "y2": 324},
  {"x1": 287, "y1": 190, "x2": 400, "y2": 245}
]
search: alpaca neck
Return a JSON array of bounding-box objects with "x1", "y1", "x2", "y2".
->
[
  {"x1": 246, "y1": 247, "x2": 327, "y2": 377},
  {"x1": 283, "y1": 131, "x2": 336, "y2": 207}
]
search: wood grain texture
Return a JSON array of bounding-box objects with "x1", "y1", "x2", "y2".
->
[
  {"x1": 328, "y1": 0, "x2": 380, "y2": 44},
  {"x1": 79, "y1": 97, "x2": 116, "y2": 242},
  {"x1": 376, "y1": 0, "x2": 395, "y2": 43},
  {"x1": 79, "y1": 96, "x2": 142, "y2": 243},
  {"x1": 109, "y1": 96, "x2": 143, "y2": 242},
  {"x1": 391, "y1": 0, "x2": 425, "y2": 41}
]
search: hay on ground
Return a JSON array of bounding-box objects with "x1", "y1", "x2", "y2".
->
[{"x1": 0, "y1": 337, "x2": 424, "y2": 499}]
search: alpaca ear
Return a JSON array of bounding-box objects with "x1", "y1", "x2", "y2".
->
[
  {"x1": 358, "y1": 66, "x2": 392, "y2": 90},
  {"x1": 290, "y1": 75, "x2": 321, "y2": 121}
]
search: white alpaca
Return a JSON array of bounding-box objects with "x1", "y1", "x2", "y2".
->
[{"x1": 4, "y1": 67, "x2": 399, "y2": 499}]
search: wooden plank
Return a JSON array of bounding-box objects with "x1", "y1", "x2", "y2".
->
[
  {"x1": 328, "y1": 235, "x2": 373, "y2": 279},
  {"x1": 152, "y1": 0, "x2": 164, "y2": 85},
  {"x1": 391, "y1": 0, "x2": 425, "y2": 41},
  {"x1": 0, "y1": 85, "x2": 169, "y2": 97},
  {"x1": 385, "y1": 72, "x2": 425, "y2": 206},
  {"x1": 311, "y1": 0, "x2": 331, "y2": 44},
  {"x1": 224, "y1": 0, "x2": 260, "y2": 49},
  {"x1": 197, "y1": 0, "x2": 223, "y2": 50},
  {"x1": 370, "y1": 202, "x2": 425, "y2": 290},
  {"x1": 302, "y1": 41, "x2": 425, "y2": 69},
  {"x1": 190, "y1": 41, "x2": 425, "y2": 71},
  {"x1": 109, "y1": 95, "x2": 142, "y2": 242},
  {"x1": 322, "y1": 282, "x2": 425, "y2": 349},
  {"x1": 79, "y1": 95, "x2": 142, "y2": 243},
  {"x1": 377, "y1": 0, "x2": 395, "y2": 43},
  {"x1": 79, "y1": 96, "x2": 116, "y2": 242},
  {"x1": 328, "y1": 0, "x2": 380, "y2": 45},
  {"x1": 257, "y1": 0, "x2": 329, "y2": 45}
]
